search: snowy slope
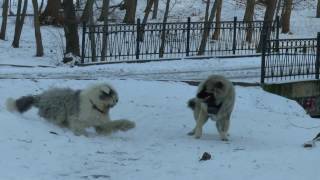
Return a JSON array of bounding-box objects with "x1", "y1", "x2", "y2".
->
[
  {"x1": 0, "y1": 16, "x2": 63, "y2": 66},
  {"x1": 0, "y1": 78, "x2": 319, "y2": 180},
  {"x1": 0, "y1": 0, "x2": 319, "y2": 68},
  {"x1": 0, "y1": 57, "x2": 261, "y2": 82},
  {"x1": 0, "y1": 2, "x2": 320, "y2": 179}
]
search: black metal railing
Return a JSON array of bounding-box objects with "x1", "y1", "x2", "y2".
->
[
  {"x1": 80, "y1": 17, "x2": 278, "y2": 64},
  {"x1": 261, "y1": 33, "x2": 320, "y2": 83}
]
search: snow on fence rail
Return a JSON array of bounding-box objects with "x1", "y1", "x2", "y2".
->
[{"x1": 80, "y1": 17, "x2": 279, "y2": 64}]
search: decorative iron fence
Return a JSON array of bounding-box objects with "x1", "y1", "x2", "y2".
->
[
  {"x1": 261, "y1": 33, "x2": 320, "y2": 83},
  {"x1": 80, "y1": 17, "x2": 278, "y2": 64}
]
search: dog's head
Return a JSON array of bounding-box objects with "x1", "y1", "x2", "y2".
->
[
  {"x1": 84, "y1": 83, "x2": 119, "y2": 113},
  {"x1": 197, "y1": 75, "x2": 229, "y2": 106}
]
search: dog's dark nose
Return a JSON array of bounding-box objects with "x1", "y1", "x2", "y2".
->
[{"x1": 197, "y1": 90, "x2": 212, "y2": 99}]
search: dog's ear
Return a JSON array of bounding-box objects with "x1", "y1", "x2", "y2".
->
[
  {"x1": 215, "y1": 81, "x2": 224, "y2": 89},
  {"x1": 100, "y1": 85, "x2": 111, "y2": 95}
]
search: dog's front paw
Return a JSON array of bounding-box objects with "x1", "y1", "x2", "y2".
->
[
  {"x1": 73, "y1": 129, "x2": 89, "y2": 137},
  {"x1": 194, "y1": 135, "x2": 201, "y2": 139},
  {"x1": 187, "y1": 131, "x2": 195, "y2": 136},
  {"x1": 194, "y1": 129, "x2": 202, "y2": 139},
  {"x1": 95, "y1": 126, "x2": 112, "y2": 135},
  {"x1": 118, "y1": 120, "x2": 136, "y2": 131},
  {"x1": 220, "y1": 133, "x2": 229, "y2": 141}
]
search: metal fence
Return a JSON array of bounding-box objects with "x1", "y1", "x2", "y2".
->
[
  {"x1": 261, "y1": 33, "x2": 320, "y2": 83},
  {"x1": 80, "y1": 17, "x2": 278, "y2": 64}
]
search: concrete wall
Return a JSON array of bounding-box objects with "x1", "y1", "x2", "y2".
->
[{"x1": 263, "y1": 80, "x2": 320, "y2": 118}]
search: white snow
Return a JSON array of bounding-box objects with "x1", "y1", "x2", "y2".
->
[
  {"x1": 0, "y1": 79, "x2": 320, "y2": 180},
  {"x1": 0, "y1": 0, "x2": 320, "y2": 179}
]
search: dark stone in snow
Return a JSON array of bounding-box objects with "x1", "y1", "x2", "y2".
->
[{"x1": 199, "y1": 152, "x2": 212, "y2": 161}]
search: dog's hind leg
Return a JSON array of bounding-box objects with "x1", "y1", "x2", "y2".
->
[
  {"x1": 216, "y1": 114, "x2": 231, "y2": 141},
  {"x1": 194, "y1": 107, "x2": 209, "y2": 139},
  {"x1": 68, "y1": 118, "x2": 88, "y2": 136}
]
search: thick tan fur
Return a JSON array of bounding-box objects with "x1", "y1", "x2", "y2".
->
[{"x1": 187, "y1": 75, "x2": 235, "y2": 141}]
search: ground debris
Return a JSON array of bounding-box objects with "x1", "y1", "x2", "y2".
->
[
  {"x1": 303, "y1": 132, "x2": 320, "y2": 148},
  {"x1": 303, "y1": 141, "x2": 314, "y2": 148},
  {"x1": 199, "y1": 152, "x2": 212, "y2": 161},
  {"x1": 81, "y1": 174, "x2": 110, "y2": 179},
  {"x1": 49, "y1": 131, "x2": 59, "y2": 135}
]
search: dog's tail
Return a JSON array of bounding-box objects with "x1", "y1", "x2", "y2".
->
[
  {"x1": 187, "y1": 98, "x2": 196, "y2": 110},
  {"x1": 6, "y1": 96, "x2": 36, "y2": 113}
]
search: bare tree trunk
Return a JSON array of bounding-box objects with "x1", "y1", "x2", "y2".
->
[
  {"x1": 12, "y1": 0, "x2": 28, "y2": 48},
  {"x1": 138, "y1": 0, "x2": 155, "y2": 41},
  {"x1": 0, "y1": 0, "x2": 9, "y2": 40},
  {"x1": 123, "y1": 0, "x2": 137, "y2": 24},
  {"x1": 13, "y1": 0, "x2": 23, "y2": 43},
  {"x1": 63, "y1": 0, "x2": 80, "y2": 56},
  {"x1": 88, "y1": 6, "x2": 96, "y2": 62},
  {"x1": 40, "y1": 0, "x2": 62, "y2": 25},
  {"x1": 81, "y1": 0, "x2": 94, "y2": 22},
  {"x1": 98, "y1": 0, "x2": 106, "y2": 21},
  {"x1": 204, "y1": 0, "x2": 210, "y2": 22},
  {"x1": 76, "y1": 0, "x2": 81, "y2": 9},
  {"x1": 243, "y1": 0, "x2": 255, "y2": 21},
  {"x1": 243, "y1": 0, "x2": 255, "y2": 42},
  {"x1": 317, "y1": 0, "x2": 320, "y2": 18},
  {"x1": 38, "y1": 0, "x2": 44, "y2": 14},
  {"x1": 32, "y1": 0, "x2": 44, "y2": 56},
  {"x1": 159, "y1": 0, "x2": 170, "y2": 58},
  {"x1": 280, "y1": 0, "x2": 286, "y2": 23},
  {"x1": 212, "y1": 0, "x2": 222, "y2": 40},
  {"x1": 275, "y1": 0, "x2": 282, "y2": 18},
  {"x1": 82, "y1": 0, "x2": 97, "y2": 62},
  {"x1": 142, "y1": 0, "x2": 155, "y2": 25},
  {"x1": 257, "y1": 0, "x2": 277, "y2": 53},
  {"x1": 281, "y1": 0, "x2": 292, "y2": 33},
  {"x1": 197, "y1": 0, "x2": 219, "y2": 55},
  {"x1": 101, "y1": 0, "x2": 110, "y2": 61},
  {"x1": 152, "y1": 0, "x2": 159, "y2": 19}
]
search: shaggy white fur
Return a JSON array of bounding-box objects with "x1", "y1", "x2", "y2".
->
[
  {"x1": 6, "y1": 98, "x2": 17, "y2": 112},
  {"x1": 6, "y1": 83, "x2": 135, "y2": 136}
]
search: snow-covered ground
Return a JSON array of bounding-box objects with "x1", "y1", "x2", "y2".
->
[
  {"x1": 0, "y1": 1, "x2": 320, "y2": 179},
  {"x1": 0, "y1": 56, "x2": 261, "y2": 82},
  {"x1": 1, "y1": 78, "x2": 320, "y2": 180}
]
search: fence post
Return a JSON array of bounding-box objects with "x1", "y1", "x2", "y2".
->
[
  {"x1": 232, "y1": 16, "x2": 237, "y2": 55},
  {"x1": 186, "y1": 17, "x2": 191, "y2": 57},
  {"x1": 260, "y1": 31, "x2": 267, "y2": 84},
  {"x1": 275, "y1": 15, "x2": 280, "y2": 52},
  {"x1": 159, "y1": 19, "x2": 167, "y2": 58},
  {"x1": 316, "y1": 32, "x2": 320, "y2": 79},
  {"x1": 136, "y1": 18, "x2": 141, "y2": 60},
  {"x1": 81, "y1": 21, "x2": 86, "y2": 64}
]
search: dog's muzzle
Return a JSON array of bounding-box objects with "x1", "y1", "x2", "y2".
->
[{"x1": 197, "y1": 92, "x2": 222, "y2": 114}]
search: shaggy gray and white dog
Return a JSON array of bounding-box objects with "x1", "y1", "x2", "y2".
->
[
  {"x1": 187, "y1": 74, "x2": 235, "y2": 141},
  {"x1": 6, "y1": 83, "x2": 135, "y2": 136}
]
